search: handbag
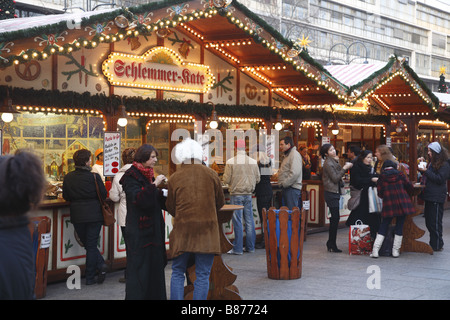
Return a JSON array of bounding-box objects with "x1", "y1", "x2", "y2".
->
[
  {"x1": 347, "y1": 186, "x2": 362, "y2": 210},
  {"x1": 368, "y1": 186, "x2": 382, "y2": 213},
  {"x1": 349, "y1": 220, "x2": 372, "y2": 255},
  {"x1": 93, "y1": 173, "x2": 116, "y2": 227}
]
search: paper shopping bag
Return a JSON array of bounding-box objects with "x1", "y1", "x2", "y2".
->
[
  {"x1": 368, "y1": 186, "x2": 382, "y2": 213},
  {"x1": 349, "y1": 220, "x2": 373, "y2": 255}
]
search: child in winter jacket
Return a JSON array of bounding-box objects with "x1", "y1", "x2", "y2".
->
[{"x1": 371, "y1": 160, "x2": 415, "y2": 258}]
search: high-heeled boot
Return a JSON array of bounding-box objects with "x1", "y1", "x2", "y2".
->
[
  {"x1": 326, "y1": 240, "x2": 342, "y2": 253},
  {"x1": 370, "y1": 234, "x2": 385, "y2": 258},
  {"x1": 392, "y1": 235, "x2": 403, "y2": 258}
]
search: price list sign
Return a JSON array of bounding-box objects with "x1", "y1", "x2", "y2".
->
[{"x1": 104, "y1": 132, "x2": 121, "y2": 177}]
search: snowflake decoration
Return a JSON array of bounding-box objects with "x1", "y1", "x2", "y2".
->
[
  {"x1": 167, "y1": 4, "x2": 189, "y2": 16},
  {"x1": 85, "y1": 22, "x2": 113, "y2": 36}
]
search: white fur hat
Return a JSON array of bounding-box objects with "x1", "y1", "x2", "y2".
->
[{"x1": 174, "y1": 138, "x2": 204, "y2": 163}]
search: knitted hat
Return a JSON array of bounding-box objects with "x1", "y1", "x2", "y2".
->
[
  {"x1": 382, "y1": 159, "x2": 397, "y2": 170},
  {"x1": 235, "y1": 139, "x2": 245, "y2": 149},
  {"x1": 428, "y1": 142, "x2": 442, "y2": 154},
  {"x1": 94, "y1": 148, "x2": 103, "y2": 158}
]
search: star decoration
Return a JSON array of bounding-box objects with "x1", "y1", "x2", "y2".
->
[
  {"x1": 297, "y1": 35, "x2": 311, "y2": 49},
  {"x1": 440, "y1": 66, "x2": 446, "y2": 75}
]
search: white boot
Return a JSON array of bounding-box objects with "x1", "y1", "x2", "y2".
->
[
  {"x1": 392, "y1": 235, "x2": 403, "y2": 258},
  {"x1": 370, "y1": 234, "x2": 385, "y2": 258}
]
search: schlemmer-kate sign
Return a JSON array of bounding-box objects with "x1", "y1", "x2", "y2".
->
[{"x1": 102, "y1": 46, "x2": 215, "y2": 93}]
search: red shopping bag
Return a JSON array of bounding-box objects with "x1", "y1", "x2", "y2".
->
[{"x1": 349, "y1": 220, "x2": 373, "y2": 255}]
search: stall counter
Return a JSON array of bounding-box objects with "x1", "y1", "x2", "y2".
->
[{"x1": 33, "y1": 180, "x2": 351, "y2": 283}]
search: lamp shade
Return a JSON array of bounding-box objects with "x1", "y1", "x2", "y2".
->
[
  {"x1": 274, "y1": 109, "x2": 283, "y2": 131},
  {"x1": 0, "y1": 93, "x2": 18, "y2": 123},
  {"x1": 331, "y1": 122, "x2": 339, "y2": 135},
  {"x1": 208, "y1": 102, "x2": 218, "y2": 129},
  {"x1": 117, "y1": 105, "x2": 128, "y2": 127}
]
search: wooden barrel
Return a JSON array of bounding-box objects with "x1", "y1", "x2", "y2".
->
[{"x1": 262, "y1": 206, "x2": 306, "y2": 280}]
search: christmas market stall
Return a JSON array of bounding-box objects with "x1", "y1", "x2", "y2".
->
[
  {"x1": 327, "y1": 56, "x2": 441, "y2": 255},
  {"x1": 0, "y1": 0, "x2": 366, "y2": 283}
]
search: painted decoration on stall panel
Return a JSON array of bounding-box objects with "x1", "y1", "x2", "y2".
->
[
  {"x1": 58, "y1": 45, "x2": 110, "y2": 95},
  {"x1": 103, "y1": 132, "x2": 121, "y2": 177}
]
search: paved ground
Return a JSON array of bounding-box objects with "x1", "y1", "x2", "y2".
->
[{"x1": 42, "y1": 210, "x2": 450, "y2": 301}]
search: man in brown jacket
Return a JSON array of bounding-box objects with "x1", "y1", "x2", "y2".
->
[{"x1": 166, "y1": 138, "x2": 225, "y2": 300}]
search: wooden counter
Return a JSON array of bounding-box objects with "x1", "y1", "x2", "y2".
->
[
  {"x1": 31, "y1": 198, "x2": 120, "y2": 283},
  {"x1": 33, "y1": 178, "x2": 343, "y2": 283}
]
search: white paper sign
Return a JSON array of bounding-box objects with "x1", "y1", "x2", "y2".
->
[
  {"x1": 40, "y1": 233, "x2": 51, "y2": 249},
  {"x1": 322, "y1": 136, "x2": 330, "y2": 145},
  {"x1": 302, "y1": 200, "x2": 310, "y2": 211},
  {"x1": 104, "y1": 132, "x2": 121, "y2": 177}
]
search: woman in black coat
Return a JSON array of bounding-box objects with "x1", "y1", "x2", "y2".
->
[
  {"x1": 120, "y1": 144, "x2": 167, "y2": 300},
  {"x1": 63, "y1": 149, "x2": 108, "y2": 285},
  {"x1": 255, "y1": 150, "x2": 272, "y2": 249},
  {"x1": 418, "y1": 142, "x2": 450, "y2": 251},
  {"x1": 0, "y1": 151, "x2": 45, "y2": 299},
  {"x1": 346, "y1": 150, "x2": 380, "y2": 238}
]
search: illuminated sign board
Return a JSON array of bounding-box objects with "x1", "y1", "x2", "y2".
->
[{"x1": 102, "y1": 46, "x2": 215, "y2": 93}]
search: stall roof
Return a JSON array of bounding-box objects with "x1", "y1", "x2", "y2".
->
[
  {"x1": 327, "y1": 57, "x2": 439, "y2": 115},
  {"x1": 325, "y1": 63, "x2": 386, "y2": 88},
  {"x1": 435, "y1": 92, "x2": 450, "y2": 106},
  {"x1": 434, "y1": 91, "x2": 450, "y2": 123},
  {"x1": 0, "y1": 0, "x2": 348, "y2": 108}
]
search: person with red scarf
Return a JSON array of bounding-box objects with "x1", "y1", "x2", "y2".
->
[{"x1": 120, "y1": 144, "x2": 167, "y2": 299}]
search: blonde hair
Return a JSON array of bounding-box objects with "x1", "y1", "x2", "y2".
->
[{"x1": 376, "y1": 144, "x2": 396, "y2": 162}]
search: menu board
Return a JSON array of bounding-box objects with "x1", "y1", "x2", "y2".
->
[{"x1": 104, "y1": 131, "x2": 121, "y2": 177}]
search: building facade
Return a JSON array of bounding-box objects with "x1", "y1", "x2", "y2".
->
[{"x1": 241, "y1": 0, "x2": 450, "y2": 91}]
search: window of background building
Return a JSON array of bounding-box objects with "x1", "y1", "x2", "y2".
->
[
  {"x1": 447, "y1": 36, "x2": 450, "y2": 55},
  {"x1": 415, "y1": 53, "x2": 431, "y2": 76}
]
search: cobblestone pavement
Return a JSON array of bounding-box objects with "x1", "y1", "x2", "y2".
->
[{"x1": 42, "y1": 211, "x2": 450, "y2": 300}]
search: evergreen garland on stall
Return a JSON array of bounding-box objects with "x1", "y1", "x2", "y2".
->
[{"x1": 0, "y1": 85, "x2": 390, "y2": 125}]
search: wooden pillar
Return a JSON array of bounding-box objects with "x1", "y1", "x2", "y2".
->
[
  {"x1": 293, "y1": 119, "x2": 300, "y2": 148},
  {"x1": 104, "y1": 111, "x2": 118, "y2": 132},
  {"x1": 406, "y1": 115, "x2": 419, "y2": 182}
]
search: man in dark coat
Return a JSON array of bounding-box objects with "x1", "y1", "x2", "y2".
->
[{"x1": 63, "y1": 149, "x2": 108, "y2": 285}]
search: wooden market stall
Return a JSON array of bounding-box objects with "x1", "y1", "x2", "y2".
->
[
  {"x1": 328, "y1": 57, "x2": 441, "y2": 254},
  {"x1": 0, "y1": 0, "x2": 353, "y2": 284}
]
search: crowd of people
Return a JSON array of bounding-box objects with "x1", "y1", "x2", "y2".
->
[
  {"x1": 0, "y1": 137, "x2": 449, "y2": 300},
  {"x1": 324, "y1": 142, "x2": 449, "y2": 257}
]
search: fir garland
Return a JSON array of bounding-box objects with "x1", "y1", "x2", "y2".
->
[{"x1": 0, "y1": 85, "x2": 389, "y2": 125}]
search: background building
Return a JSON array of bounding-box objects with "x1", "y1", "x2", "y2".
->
[
  {"x1": 241, "y1": 0, "x2": 450, "y2": 92},
  {"x1": 4, "y1": 0, "x2": 450, "y2": 91}
]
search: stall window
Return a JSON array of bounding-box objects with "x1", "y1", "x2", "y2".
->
[
  {"x1": 117, "y1": 117, "x2": 142, "y2": 151},
  {"x1": 1, "y1": 112, "x2": 104, "y2": 180},
  {"x1": 145, "y1": 122, "x2": 195, "y2": 176}
]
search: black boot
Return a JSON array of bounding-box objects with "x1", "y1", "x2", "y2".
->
[
  {"x1": 327, "y1": 207, "x2": 341, "y2": 252},
  {"x1": 326, "y1": 240, "x2": 342, "y2": 253}
]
